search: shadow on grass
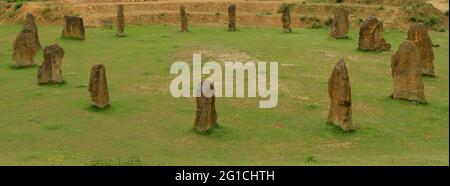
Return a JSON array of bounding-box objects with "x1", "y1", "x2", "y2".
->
[
  {"x1": 9, "y1": 64, "x2": 37, "y2": 70},
  {"x1": 38, "y1": 81, "x2": 66, "y2": 87},
  {"x1": 191, "y1": 123, "x2": 225, "y2": 136},
  {"x1": 385, "y1": 95, "x2": 428, "y2": 106},
  {"x1": 325, "y1": 122, "x2": 357, "y2": 136},
  {"x1": 85, "y1": 104, "x2": 113, "y2": 113}
]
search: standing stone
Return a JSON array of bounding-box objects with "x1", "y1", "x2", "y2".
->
[
  {"x1": 194, "y1": 81, "x2": 217, "y2": 132},
  {"x1": 61, "y1": 16, "x2": 85, "y2": 40},
  {"x1": 228, "y1": 4, "x2": 236, "y2": 32},
  {"x1": 391, "y1": 41, "x2": 426, "y2": 103},
  {"x1": 281, "y1": 5, "x2": 292, "y2": 33},
  {"x1": 407, "y1": 23, "x2": 435, "y2": 76},
  {"x1": 330, "y1": 7, "x2": 349, "y2": 39},
  {"x1": 116, "y1": 4, "x2": 125, "y2": 37},
  {"x1": 89, "y1": 64, "x2": 110, "y2": 108},
  {"x1": 38, "y1": 44, "x2": 65, "y2": 84},
  {"x1": 23, "y1": 13, "x2": 41, "y2": 50},
  {"x1": 180, "y1": 6, "x2": 188, "y2": 32},
  {"x1": 12, "y1": 25, "x2": 38, "y2": 67},
  {"x1": 328, "y1": 59, "x2": 354, "y2": 132},
  {"x1": 358, "y1": 16, "x2": 391, "y2": 51}
]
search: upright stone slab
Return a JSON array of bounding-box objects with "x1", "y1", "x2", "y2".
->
[
  {"x1": 281, "y1": 5, "x2": 292, "y2": 33},
  {"x1": 407, "y1": 23, "x2": 435, "y2": 76},
  {"x1": 228, "y1": 4, "x2": 236, "y2": 31},
  {"x1": 38, "y1": 44, "x2": 65, "y2": 84},
  {"x1": 194, "y1": 81, "x2": 217, "y2": 132},
  {"x1": 23, "y1": 13, "x2": 41, "y2": 50},
  {"x1": 391, "y1": 41, "x2": 426, "y2": 103},
  {"x1": 180, "y1": 6, "x2": 188, "y2": 32},
  {"x1": 328, "y1": 59, "x2": 354, "y2": 132},
  {"x1": 61, "y1": 16, "x2": 85, "y2": 40},
  {"x1": 358, "y1": 16, "x2": 391, "y2": 51},
  {"x1": 12, "y1": 25, "x2": 38, "y2": 67},
  {"x1": 330, "y1": 7, "x2": 349, "y2": 39},
  {"x1": 116, "y1": 4, "x2": 125, "y2": 37},
  {"x1": 89, "y1": 64, "x2": 110, "y2": 108}
]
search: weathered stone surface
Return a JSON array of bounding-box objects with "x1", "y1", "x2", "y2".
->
[
  {"x1": 61, "y1": 16, "x2": 85, "y2": 40},
  {"x1": 194, "y1": 81, "x2": 217, "y2": 132},
  {"x1": 328, "y1": 59, "x2": 354, "y2": 132},
  {"x1": 89, "y1": 64, "x2": 110, "y2": 108},
  {"x1": 116, "y1": 4, "x2": 125, "y2": 37},
  {"x1": 358, "y1": 16, "x2": 391, "y2": 51},
  {"x1": 12, "y1": 25, "x2": 38, "y2": 67},
  {"x1": 281, "y1": 5, "x2": 291, "y2": 33},
  {"x1": 391, "y1": 41, "x2": 426, "y2": 103},
  {"x1": 38, "y1": 44, "x2": 65, "y2": 84},
  {"x1": 228, "y1": 4, "x2": 236, "y2": 32},
  {"x1": 23, "y1": 13, "x2": 41, "y2": 50},
  {"x1": 330, "y1": 7, "x2": 349, "y2": 39},
  {"x1": 407, "y1": 23, "x2": 435, "y2": 76},
  {"x1": 180, "y1": 6, "x2": 188, "y2": 32}
]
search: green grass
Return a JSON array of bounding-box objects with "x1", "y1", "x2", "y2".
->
[{"x1": 0, "y1": 24, "x2": 448, "y2": 165}]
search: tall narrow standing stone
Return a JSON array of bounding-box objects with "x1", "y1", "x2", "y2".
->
[
  {"x1": 23, "y1": 13, "x2": 41, "y2": 50},
  {"x1": 180, "y1": 6, "x2": 188, "y2": 32},
  {"x1": 61, "y1": 16, "x2": 85, "y2": 40},
  {"x1": 407, "y1": 23, "x2": 435, "y2": 76},
  {"x1": 281, "y1": 5, "x2": 292, "y2": 33},
  {"x1": 12, "y1": 25, "x2": 38, "y2": 67},
  {"x1": 391, "y1": 41, "x2": 426, "y2": 103},
  {"x1": 116, "y1": 4, "x2": 125, "y2": 37},
  {"x1": 89, "y1": 64, "x2": 110, "y2": 108},
  {"x1": 358, "y1": 16, "x2": 391, "y2": 51},
  {"x1": 328, "y1": 59, "x2": 354, "y2": 132},
  {"x1": 195, "y1": 81, "x2": 217, "y2": 132},
  {"x1": 38, "y1": 44, "x2": 65, "y2": 84},
  {"x1": 228, "y1": 4, "x2": 236, "y2": 31},
  {"x1": 330, "y1": 7, "x2": 349, "y2": 39}
]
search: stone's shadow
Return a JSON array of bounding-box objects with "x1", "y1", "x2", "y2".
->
[
  {"x1": 386, "y1": 96, "x2": 429, "y2": 106},
  {"x1": 85, "y1": 104, "x2": 112, "y2": 112},
  {"x1": 192, "y1": 123, "x2": 224, "y2": 136},
  {"x1": 38, "y1": 81, "x2": 66, "y2": 87},
  {"x1": 9, "y1": 64, "x2": 37, "y2": 70},
  {"x1": 325, "y1": 122, "x2": 357, "y2": 135}
]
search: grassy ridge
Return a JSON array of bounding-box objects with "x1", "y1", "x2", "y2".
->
[{"x1": 0, "y1": 24, "x2": 448, "y2": 165}]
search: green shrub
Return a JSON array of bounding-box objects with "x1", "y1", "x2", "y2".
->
[
  {"x1": 425, "y1": 16, "x2": 439, "y2": 27},
  {"x1": 324, "y1": 17, "x2": 334, "y2": 27},
  {"x1": 310, "y1": 21, "x2": 322, "y2": 29}
]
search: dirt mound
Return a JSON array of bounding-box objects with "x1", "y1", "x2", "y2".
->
[
  {"x1": 0, "y1": 0, "x2": 447, "y2": 31},
  {"x1": 172, "y1": 46, "x2": 258, "y2": 64}
]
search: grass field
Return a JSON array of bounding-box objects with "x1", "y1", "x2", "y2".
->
[{"x1": 0, "y1": 24, "x2": 448, "y2": 165}]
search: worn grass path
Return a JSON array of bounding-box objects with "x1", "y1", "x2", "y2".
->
[{"x1": 0, "y1": 24, "x2": 448, "y2": 165}]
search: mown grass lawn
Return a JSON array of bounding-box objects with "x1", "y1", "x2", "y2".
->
[{"x1": 0, "y1": 24, "x2": 448, "y2": 165}]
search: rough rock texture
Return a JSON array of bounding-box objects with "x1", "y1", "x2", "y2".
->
[
  {"x1": 180, "y1": 6, "x2": 188, "y2": 32},
  {"x1": 89, "y1": 64, "x2": 110, "y2": 108},
  {"x1": 407, "y1": 23, "x2": 435, "y2": 76},
  {"x1": 358, "y1": 16, "x2": 391, "y2": 51},
  {"x1": 391, "y1": 41, "x2": 426, "y2": 103},
  {"x1": 38, "y1": 44, "x2": 65, "y2": 84},
  {"x1": 12, "y1": 25, "x2": 38, "y2": 67},
  {"x1": 23, "y1": 13, "x2": 41, "y2": 50},
  {"x1": 281, "y1": 6, "x2": 291, "y2": 33},
  {"x1": 194, "y1": 81, "x2": 217, "y2": 132},
  {"x1": 228, "y1": 4, "x2": 236, "y2": 31},
  {"x1": 330, "y1": 7, "x2": 349, "y2": 39},
  {"x1": 61, "y1": 16, "x2": 86, "y2": 40},
  {"x1": 328, "y1": 59, "x2": 354, "y2": 132},
  {"x1": 116, "y1": 4, "x2": 125, "y2": 37}
]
